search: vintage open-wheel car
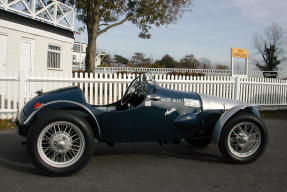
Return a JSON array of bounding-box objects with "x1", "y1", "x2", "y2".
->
[{"x1": 16, "y1": 73, "x2": 268, "y2": 175}]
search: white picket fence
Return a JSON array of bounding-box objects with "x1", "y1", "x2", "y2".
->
[
  {"x1": 1, "y1": 70, "x2": 287, "y2": 119},
  {"x1": 94, "y1": 67, "x2": 287, "y2": 78}
]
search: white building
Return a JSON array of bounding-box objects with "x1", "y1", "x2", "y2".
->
[
  {"x1": 72, "y1": 42, "x2": 87, "y2": 71},
  {"x1": 0, "y1": 0, "x2": 75, "y2": 73},
  {"x1": 72, "y1": 42, "x2": 106, "y2": 71}
]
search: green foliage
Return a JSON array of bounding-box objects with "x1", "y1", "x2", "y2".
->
[
  {"x1": 253, "y1": 23, "x2": 286, "y2": 71},
  {"x1": 255, "y1": 44, "x2": 281, "y2": 71},
  {"x1": 0, "y1": 120, "x2": 15, "y2": 130},
  {"x1": 156, "y1": 54, "x2": 177, "y2": 68},
  {"x1": 66, "y1": 0, "x2": 192, "y2": 72},
  {"x1": 114, "y1": 54, "x2": 129, "y2": 65},
  {"x1": 116, "y1": 71, "x2": 146, "y2": 76},
  {"x1": 166, "y1": 71, "x2": 205, "y2": 77},
  {"x1": 125, "y1": 53, "x2": 213, "y2": 69},
  {"x1": 149, "y1": 61, "x2": 164, "y2": 68},
  {"x1": 70, "y1": 0, "x2": 192, "y2": 38},
  {"x1": 178, "y1": 54, "x2": 199, "y2": 69},
  {"x1": 215, "y1": 64, "x2": 229, "y2": 70},
  {"x1": 101, "y1": 54, "x2": 112, "y2": 66},
  {"x1": 99, "y1": 63, "x2": 110, "y2": 67}
]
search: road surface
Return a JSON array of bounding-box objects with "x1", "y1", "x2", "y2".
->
[{"x1": 0, "y1": 118, "x2": 286, "y2": 192}]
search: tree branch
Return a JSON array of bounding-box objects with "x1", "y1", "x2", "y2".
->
[
  {"x1": 97, "y1": 0, "x2": 159, "y2": 36},
  {"x1": 98, "y1": 14, "x2": 139, "y2": 36},
  {"x1": 99, "y1": 23, "x2": 110, "y2": 27}
]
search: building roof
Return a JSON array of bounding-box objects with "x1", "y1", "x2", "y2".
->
[{"x1": 0, "y1": 9, "x2": 74, "y2": 39}]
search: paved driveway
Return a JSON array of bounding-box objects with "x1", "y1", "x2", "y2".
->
[{"x1": 0, "y1": 118, "x2": 286, "y2": 192}]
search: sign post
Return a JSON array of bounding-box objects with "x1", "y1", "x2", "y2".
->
[{"x1": 231, "y1": 48, "x2": 249, "y2": 77}]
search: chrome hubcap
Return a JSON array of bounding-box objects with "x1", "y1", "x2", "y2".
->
[
  {"x1": 51, "y1": 133, "x2": 72, "y2": 153},
  {"x1": 37, "y1": 121, "x2": 85, "y2": 168},
  {"x1": 237, "y1": 132, "x2": 249, "y2": 147},
  {"x1": 227, "y1": 122, "x2": 261, "y2": 158}
]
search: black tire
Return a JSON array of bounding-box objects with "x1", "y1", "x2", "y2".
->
[
  {"x1": 26, "y1": 111, "x2": 95, "y2": 176},
  {"x1": 218, "y1": 113, "x2": 268, "y2": 164},
  {"x1": 185, "y1": 137, "x2": 211, "y2": 147}
]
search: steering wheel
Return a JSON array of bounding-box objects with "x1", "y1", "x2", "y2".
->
[
  {"x1": 146, "y1": 72, "x2": 156, "y2": 84},
  {"x1": 120, "y1": 76, "x2": 141, "y2": 106}
]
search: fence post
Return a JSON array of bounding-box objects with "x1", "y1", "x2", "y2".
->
[
  {"x1": 18, "y1": 71, "x2": 25, "y2": 111},
  {"x1": 234, "y1": 76, "x2": 241, "y2": 100}
]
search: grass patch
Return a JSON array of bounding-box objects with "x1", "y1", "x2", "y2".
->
[
  {"x1": 261, "y1": 110, "x2": 287, "y2": 119},
  {"x1": 0, "y1": 119, "x2": 16, "y2": 130}
]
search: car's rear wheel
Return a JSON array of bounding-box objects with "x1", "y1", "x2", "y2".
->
[
  {"x1": 218, "y1": 113, "x2": 268, "y2": 163},
  {"x1": 27, "y1": 111, "x2": 95, "y2": 176}
]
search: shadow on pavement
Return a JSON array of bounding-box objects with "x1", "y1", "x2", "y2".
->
[
  {"x1": 0, "y1": 130, "x2": 225, "y2": 176},
  {"x1": 93, "y1": 142, "x2": 225, "y2": 164},
  {"x1": 0, "y1": 130, "x2": 41, "y2": 175}
]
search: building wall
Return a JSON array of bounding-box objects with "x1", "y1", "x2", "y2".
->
[
  {"x1": 72, "y1": 43, "x2": 87, "y2": 71},
  {"x1": 72, "y1": 43, "x2": 106, "y2": 71},
  {"x1": 72, "y1": 51, "x2": 86, "y2": 71},
  {"x1": 73, "y1": 43, "x2": 87, "y2": 65},
  {"x1": 0, "y1": 18, "x2": 74, "y2": 73}
]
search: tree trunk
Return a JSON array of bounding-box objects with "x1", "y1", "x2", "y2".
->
[{"x1": 85, "y1": 26, "x2": 98, "y2": 73}]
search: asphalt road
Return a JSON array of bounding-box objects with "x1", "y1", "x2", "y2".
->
[{"x1": 0, "y1": 118, "x2": 286, "y2": 192}]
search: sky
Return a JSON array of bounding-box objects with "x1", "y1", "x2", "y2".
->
[{"x1": 75, "y1": 0, "x2": 287, "y2": 71}]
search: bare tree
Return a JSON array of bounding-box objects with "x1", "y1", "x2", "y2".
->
[
  {"x1": 130, "y1": 52, "x2": 152, "y2": 66},
  {"x1": 253, "y1": 23, "x2": 286, "y2": 71},
  {"x1": 215, "y1": 64, "x2": 229, "y2": 70},
  {"x1": 198, "y1": 58, "x2": 212, "y2": 69}
]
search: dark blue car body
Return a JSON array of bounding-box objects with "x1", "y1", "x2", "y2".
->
[{"x1": 17, "y1": 80, "x2": 259, "y2": 145}]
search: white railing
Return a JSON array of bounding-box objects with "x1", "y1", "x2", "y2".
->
[
  {"x1": 95, "y1": 67, "x2": 231, "y2": 75},
  {"x1": 1, "y1": 70, "x2": 287, "y2": 119},
  {"x1": 0, "y1": 0, "x2": 74, "y2": 31},
  {"x1": 94, "y1": 67, "x2": 287, "y2": 78}
]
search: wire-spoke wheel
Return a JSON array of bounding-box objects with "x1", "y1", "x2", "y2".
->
[
  {"x1": 219, "y1": 113, "x2": 268, "y2": 164},
  {"x1": 227, "y1": 122, "x2": 261, "y2": 158},
  {"x1": 37, "y1": 121, "x2": 85, "y2": 168},
  {"x1": 27, "y1": 111, "x2": 95, "y2": 176}
]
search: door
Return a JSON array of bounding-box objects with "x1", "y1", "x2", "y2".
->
[
  {"x1": 0, "y1": 34, "x2": 7, "y2": 71},
  {"x1": 20, "y1": 39, "x2": 34, "y2": 72},
  {"x1": 0, "y1": 34, "x2": 8, "y2": 104},
  {"x1": 101, "y1": 101, "x2": 180, "y2": 142},
  {"x1": 20, "y1": 38, "x2": 34, "y2": 99}
]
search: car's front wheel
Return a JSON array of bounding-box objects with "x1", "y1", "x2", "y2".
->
[
  {"x1": 218, "y1": 113, "x2": 268, "y2": 164},
  {"x1": 27, "y1": 111, "x2": 95, "y2": 176}
]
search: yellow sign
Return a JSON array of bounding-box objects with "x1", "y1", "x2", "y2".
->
[{"x1": 232, "y1": 48, "x2": 249, "y2": 58}]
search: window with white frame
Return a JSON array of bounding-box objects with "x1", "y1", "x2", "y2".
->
[
  {"x1": 73, "y1": 44, "x2": 86, "y2": 53},
  {"x1": 73, "y1": 44, "x2": 80, "y2": 52},
  {"x1": 47, "y1": 44, "x2": 61, "y2": 69}
]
